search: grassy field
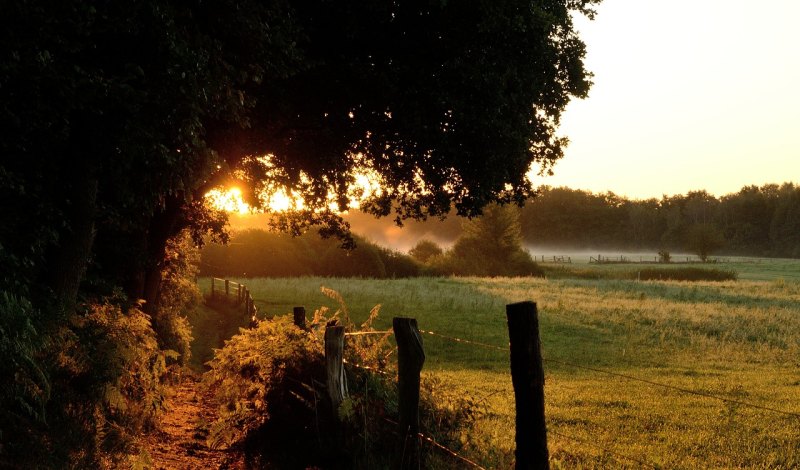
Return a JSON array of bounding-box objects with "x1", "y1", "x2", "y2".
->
[
  {"x1": 197, "y1": 265, "x2": 800, "y2": 468},
  {"x1": 532, "y1": 252, "x2": 800, "y2": 282}
]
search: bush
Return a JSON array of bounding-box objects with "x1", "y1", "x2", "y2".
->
[
  {"x1": 47, "y1": 302, "x2": 169, "y2": 468},
  {"x1": 427, "y1": 204, "x2": 545, "y2": 277},
  {"x1": 0, "y1": 293, "x2": 49, "y2": 467},
  {"x1": 205, "y1": 287, "x2": 487, "y2": 468},
  {"x1": 155, "y1": 231, "x2": 201, "y2": 366},
  {"x1": 409, "y1": 239, "x2": 444, "y2": 263},
  {"x1": 200, "y1": 229, "x2": 423, "y2": 278},
  {"x1": 0, "y1": 299, "x2": 170, "y2": 469},
  {"x1": 205, "y1": 315, "x2": 328, "y2": 466}
]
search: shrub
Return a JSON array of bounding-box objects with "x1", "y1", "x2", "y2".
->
[
  {"x1": 1, "y1": 294, "x2": 172, "y2": 468},
  {"x1": 409, "y1": 239, "x2": 444, "y2": 263},
  {"x1": 0, "y1": 293, "x2": 49, "y2": 467},
  {"x1": 199, "y1": 229, "x2": 423, "y2": 278},
  {"x1": 48, "y1": 302, "x2": 169, "y2": 468},
  {"x1": 205, "y1": 287, "x2": 487, "y2": 467},
  {"x1": 0, "y1": 300, "x2": 169, "y2": 469},
  {"x1": 204, "y1": 315, "x2": 326, "y2": 465},
  {"x1": 428, "y1": 204, "x2": 545, "y2": 277},
  {"x1": 684, "y1": 223, "x2": 725, "y2": 262},
  {"x1": 155, "y1": 231, "x2": 201, "y2": 366}
]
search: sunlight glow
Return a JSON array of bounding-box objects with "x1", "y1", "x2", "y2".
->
[
  {"x1": 205, "y1": 187, "x2": 250, "y2": 214},
  {"x1": 205, "y1": 169, "x2": 385, "y2": 215}
]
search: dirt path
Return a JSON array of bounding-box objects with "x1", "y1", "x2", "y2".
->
[{"x1": 143, "y1": 374, "x2": 245, "y2": 470}]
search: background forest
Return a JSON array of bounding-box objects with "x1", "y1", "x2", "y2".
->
[{"x1": 334, "y1": 183, "x2": 800, "y2": 257}]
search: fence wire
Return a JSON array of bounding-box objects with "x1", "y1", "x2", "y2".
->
[
  {"x1": 418, "y1": 329, "x2": 508, "y2": 351},
  {"x1": 420, "y1": 329, "x2": 800, "y2": 420},
  {"x1": 343, "y1": 358, "x2": 393, "y2": 376},
  {"x1": 344, "y1": 330, "x2": 394, "y2": 336},
  {"x1": 382, "y1": 417, "x2": 487, "y2": 470}
]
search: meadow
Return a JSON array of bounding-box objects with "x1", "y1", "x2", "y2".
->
[{"x1": 198, "y1": 260, "x2": 800, "y2": 469}]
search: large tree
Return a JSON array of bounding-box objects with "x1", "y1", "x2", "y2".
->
[{"x1": 1, "y1": 0, "x2": 599, "y2": 317}]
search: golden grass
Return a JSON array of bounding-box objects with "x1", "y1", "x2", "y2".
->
[{"x1": 199, "y1": 275, "x2": 800, "y2": 468}]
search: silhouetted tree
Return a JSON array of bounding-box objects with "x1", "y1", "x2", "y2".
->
[
  {"x1": 685, "y1": 223, "x2": 725, "y2": 262},
  {"x1": 434, "y1": 204, "x2": 542, "y2": 276},
  {"x1": 1, "y1": 0, "x2": 599, "y2": 318},
  {"x1": 409, "y1": 240, "x2": 444, "y2": 264}
]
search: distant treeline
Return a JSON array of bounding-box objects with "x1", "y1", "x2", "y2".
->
[
  {"x1": 200, "y1": 230, "x2": 422, "y2": 278},
  {"x1": 518, "y1": 183, "x2": 800, "y2": 257},
  {"x1": 339, "y1": 183, "x2": 800, "y2": 258},
  {"x1": 201, "y1": 204, "x2": 544, "y2": 278}
]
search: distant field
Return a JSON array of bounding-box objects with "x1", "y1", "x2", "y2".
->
[
  {"x1": 198, "y1": 275, "x2": 800, "y2": 468},
  {"x1": 530, "y1": 252, "x2": 800, "y2": 281}
]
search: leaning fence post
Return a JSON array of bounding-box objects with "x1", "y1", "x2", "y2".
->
[
  {"x1": 393, "y1": 317, "x2": 425, "y2": 470},
  {"x1": 506, "y1": 301, "x2": 549, "y2": 470},
  {"x1": 293, "y1": 306, "x2": 306, "y2": 329},
  {"x1": 325, "y1": 323, "x2": 348, "y2": 411}
]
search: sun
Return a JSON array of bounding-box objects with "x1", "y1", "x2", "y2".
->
[
  {"x1": 204, "y1": 186, "x2": 308, "y2": 214},
  {"x1": 205, "y1": 169, "x2": 385, "y2": 215},
  {"x1": 204, "y1": 187, "x2": 250, "y2": 215}
]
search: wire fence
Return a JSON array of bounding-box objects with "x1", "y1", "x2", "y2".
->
[
  {"x1": 225, "y1": 281, "x2": 798, "y2": 467},
  {"x1": 418, "y1": 328, "x2": 800, "y2": 420},
  {"x1": 381, "y1": 417, "x2": 488, "y2": 470},
  {"x1": 412, "y1": 325, "x2": 800, "y2": 468}
]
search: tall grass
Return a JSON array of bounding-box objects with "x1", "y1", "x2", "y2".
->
[{"x1": 198, "y1": 276, "x2": 800, "y2": 468}]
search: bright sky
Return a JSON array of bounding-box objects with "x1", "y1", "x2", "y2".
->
[{"x1": 543, "y1": 0, "x2": 800, "y2": 199}]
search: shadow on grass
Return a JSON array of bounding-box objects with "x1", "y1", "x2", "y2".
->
[{"x1": 187, "y1": 298, "x2": 251, "y2": 371}]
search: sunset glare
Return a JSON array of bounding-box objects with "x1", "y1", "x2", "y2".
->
[{"x1": 204, "y1": 188, "x2": 250, "y2": 214}]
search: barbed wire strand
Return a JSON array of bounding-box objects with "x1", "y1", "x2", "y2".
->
[
  {"x1": 343, "y1": 358, "x2": 393, "y2": 377},
  {"x1": 418, "y1": 329, "x2": 508, "y2": 351},
  {"x1": 345, "y1": 330, "x2": 394, "y2": 336},
  {"x1": 420, "y1": 330, "x2": 800, "y2": 419},
  {"x1": 548, "y1": 428, "x2": 659, "y2": 469},
  {"x1": 382, "y1": 417, "x2": 487, "y2": 470}
]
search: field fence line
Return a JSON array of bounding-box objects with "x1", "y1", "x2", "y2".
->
[
  {"x1": 286, "y1": 369, "x2": 483, "y2": 468},
  {"x1": 343, "y1": 358, "x2": 393, "y2": 376},
  {"x1": 381, "y1": 417, "x2": 488, "y2": 470},
  {"x1": 293, "y1": 350, "x2": 656, "y2": 469},
  {"x1": 244, "y1": 295, "x2": 799, "y2": 420},
  {"x1": 344, "y1": 330, "x2": 394, "y2": 336},
  {"x1": 418, "y1": 329, "x2": 508, "y2": 351}
]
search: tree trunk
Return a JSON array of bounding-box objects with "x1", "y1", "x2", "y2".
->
[
  {"x1": 45, "y1": 168, "x2": 98, "y2": 315},
  {"x1": 140, "y1": 195, "x2": 185, "y2": 316}
]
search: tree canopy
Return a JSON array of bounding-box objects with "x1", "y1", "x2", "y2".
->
[{"x1": 1, "y1": 0, "x2": 599, "y2": 314}]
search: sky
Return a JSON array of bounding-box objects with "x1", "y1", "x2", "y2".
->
[{"x1": 541, "y1": 0, "x2": 800, "y2": 200}]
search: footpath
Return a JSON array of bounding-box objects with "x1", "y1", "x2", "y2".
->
[{"x1": 142, "y1": 374, "x2": 245, "y2": 470}]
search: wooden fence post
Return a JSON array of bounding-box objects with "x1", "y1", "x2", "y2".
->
[
  {"x1": 293, "y1": 306, "x2": 306, "y2": 329},
  {"x1": 393, "y1": 317, "x2": 425, "y2": 470},
  {"x1": 225, "y1": 279, "x2": 230, "y2": 298},
  {"x1": 506, "y1": 301, "x2": 549, "y2": 470},
  {"x1": 324, "y1": 323, "x2": 348, "y2": 411},
  {"x1": 211, "y1": 278, "x2": 216, "y2": 298},
  {"x1": 238, "y1": 284, "x2": 242, "y2": 304}
]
